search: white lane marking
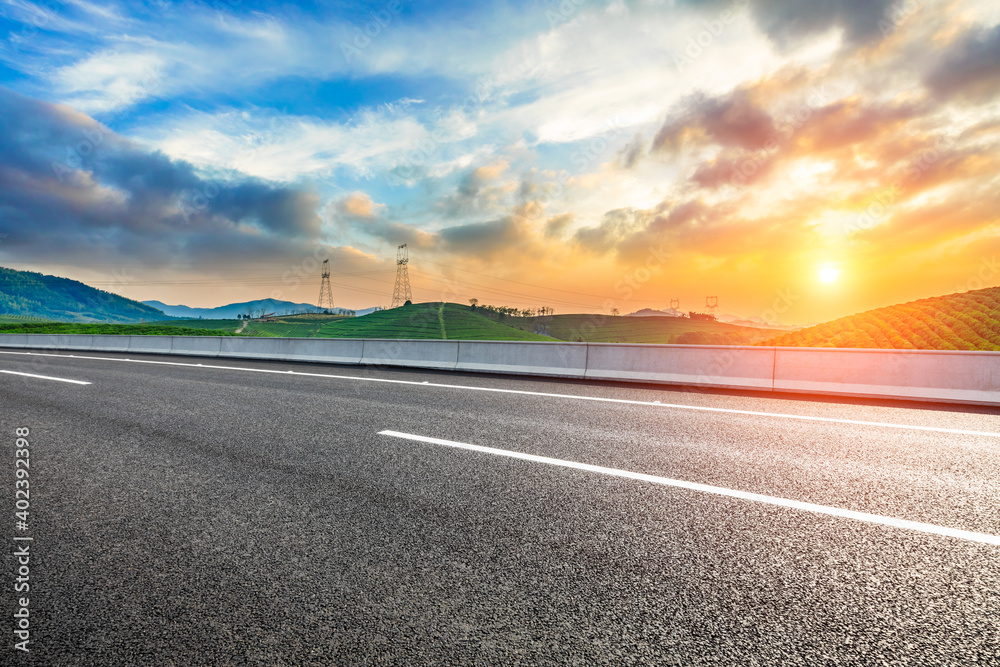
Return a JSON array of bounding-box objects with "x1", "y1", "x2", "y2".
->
[
  {"x1": 0, "y1": 370, "x2": 91, "y2": 385},
  {"x1": 380, "y1": 430, "x2": 1000, "y2": 547},
  {"x1": 0, "y1": 350, "x2": 997, "y2": 438}
]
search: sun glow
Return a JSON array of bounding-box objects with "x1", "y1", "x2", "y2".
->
[{"x1": 819, "y1": 265, "x2": 841, "y2": 283}]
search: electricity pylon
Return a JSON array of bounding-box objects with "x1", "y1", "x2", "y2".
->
[
  {"x1": 706, "y1": 296, "x2": 718, "y2": 318},
  {"x1": 317, "y1": 259, "x2": 334, "y2": 312},
  {"x1": 391, "y1": 244, "x2": 412, "y2": 308}
]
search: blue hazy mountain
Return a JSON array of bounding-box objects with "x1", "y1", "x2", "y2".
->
[
  {"x1": 144, "y1": 298, "x2": 323, "y2": 319},
  {"x1": 143, "y1": 298, "x2": 378, "y2": 319}
]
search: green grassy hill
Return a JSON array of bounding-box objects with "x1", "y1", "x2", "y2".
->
[
  {"x1": 0, "y1": 266, "x2": 167, "y2": 323},
  {"x1": 241, "y1": 313, "x2": 354, "y2": 337},
  {"x1": 503, "y1": 313, "x2": 780, "y2": 344},
  {"x1": 241, "y1": 321, "x2": 323, "y2": 337},
  {"x1": 151, "y1": 313, "x2": 353, "y2": 338},
  {"x1": 0, "y1": 304, "x2": 782, "y2": 343},
  {"x1": 761, "y1": 287, "x2": 1000, "y2": 350},
  {"x1": 317, "y1": 303, "x2": 554, "y2": 340},
  {"x1": 152, "y1": 318, "x2": 242, "y2": 330},
  {"x1": 0, "y1": 314, "x2": 52, "y2": 324},
  {"x1": 0, "y1": 322, "x2": 236, "y2": 336}
]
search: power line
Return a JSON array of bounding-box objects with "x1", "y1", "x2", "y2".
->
[
  {"x1": 410, "y1": 267, "x2": 673, "y2": 310},
  {"x1": 410, "y1": 269, "x2": 605, "y2": 310},
  {"x1": 419, "y1": 259, "x2": 647, "y2": 301},
  {"x1": 2, "y1": 254, "x2": 675, "y2": 310}
]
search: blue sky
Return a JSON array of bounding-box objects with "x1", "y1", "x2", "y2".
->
[{"x1": 1, "y1": 0, "x2": 999, "y2": 321}]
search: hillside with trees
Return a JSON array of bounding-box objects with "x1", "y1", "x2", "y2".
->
[
  {"x1": 761, "y1": 287, "x2": 1000, "y2": 350},
  {"x1": 0, "y1": 266, "x2": 167, "y2": 323},
  {"x1": 317, "y1": 302, "x2": 554, "y2": 340},
  {"x1": 473, "y1": 303, "x2": 779, "y2": 344}
]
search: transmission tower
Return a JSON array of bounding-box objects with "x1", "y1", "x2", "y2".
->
[
  {"x1": 705, "y1": 296, "x2": 719, "y2": 318},
  {"x1": 391, "y1": 244, "x2": 412, "y2": 308},
  {"x1": 669, "y1": 298, "x2": 680, "y2": 311},
  {"x1": 317, "y1": 259, "x2": 334, "y2": 312}
]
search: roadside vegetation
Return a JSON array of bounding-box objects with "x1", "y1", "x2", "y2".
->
[
  {"x1": 316, "y1": 303, "x2": 555, "y2": 340},
  {"x1": 0, "y1": 303, "x2": 783, "y2": 344},
  {"x1": 0, "y1": 322, "x2": 237, "y2": 336},
  {"x1": 13, "y1": 288, "x2": 997, "y2": 349},
  {"x1": 760, "y1": 287, "x2": 1000, "y2": 350},
  {"x1": 499, "y1": 312, "x2": 777, "y2": 344},
  {"x1": 150, "y1": 319, "x2": 243, "y2": 332}
]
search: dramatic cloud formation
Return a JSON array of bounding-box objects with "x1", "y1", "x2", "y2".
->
[
  {"x1": 0, "y1": 88, "x2": 382, "y2": 305},
  {"x1": 0, "y1": 0, "x2": 998, "y2": 320},
  {"x1": 741, "y1": 0, "x2": 898, "y2": 46},
  {"x1": 925, "y1": 23, "x2": 1000, "y2": 101}
]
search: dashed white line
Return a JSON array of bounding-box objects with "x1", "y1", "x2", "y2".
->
[
  {"x1": 379, "y1": 430, "x2": 1000, "y2": 546},
  {"x1": 0, "y1": 370, "x2": 91, "y2": 385},
  {"x1": 0, "y1": 350, "x2": 997, "y2": 438}
]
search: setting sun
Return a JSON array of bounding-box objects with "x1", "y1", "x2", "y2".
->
[{"x1": 819, "y1": 266, "x2": 841, "y2": 283}]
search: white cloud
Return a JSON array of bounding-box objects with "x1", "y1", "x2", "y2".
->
[
  {"x1": 26, "y1": 2, "x2": 523, "y2": 114},
  {"x1": 470, "y1": 3, "x2": 781, "y2": 147},
  {"x1": 54, "y1": 49, "x2": 164, "y2": 112},
  {"x1": 138, "y1": 105, "x2": 435, "y2": 182}
]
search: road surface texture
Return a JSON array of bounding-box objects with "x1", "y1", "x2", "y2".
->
[{"x1": 2, "y1": 349, "x2": 999, "y2": 665}]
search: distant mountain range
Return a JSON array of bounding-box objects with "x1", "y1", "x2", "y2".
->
[
  {"x1": 143, "y1": 299, "x2": 380, "y2": 319},
  {"x1": 0, "y1": 266, "x2": 166, "y2": 323},
  {"x1": 145, "y1": 298, "x2": 322, "y2": 319},
  {"x1": 628, "y1": 307, "x2": 799, "y2": 330},
  {"x1": 715, "y1": 314, "x2": 801, "y2": 331},
  {"x1": 628, "y1": 308, "x2": 684, "y2": 317}
]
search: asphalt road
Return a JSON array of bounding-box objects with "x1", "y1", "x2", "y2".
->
[{"x1": 2, "y1": 349, "x2": 1000, "y2": 665}]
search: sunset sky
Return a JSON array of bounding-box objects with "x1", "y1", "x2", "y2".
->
[{"x1": 1, "y1": 0, "x2": 998, "y2": 323}]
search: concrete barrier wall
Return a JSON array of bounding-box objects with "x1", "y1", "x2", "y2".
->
[
  {"x1": 286, "y1": 338, "x2": 363, "y2": 365},
  {"x1": 456, "y1": 341, "x2": 587, "y2": 377},
  {"x1": 0, "y1": 334, "x2": 29, "y2": 349},
  {"x1": 360, "y1": 339, "x2": 459, "y2": 370},
  {"x1": 1, "y1": 333, "x2": 998, "y2": 406},
  {"x1": 89, "y1": 335, "x2": 129, "y2": 352},
  {"x1": 773, "y1": 347, "x2": 1000, "y2": 406},
  {"x1": 219, "y1": 336, "x2": 289, "y2": 361},
  {"x1": 586, "y1": 343, "x2": 774, "y2": 390},
  {"x1": 169, "y1": 336, "x2": 222, "y2": 358},
  {"x1": 127, "y1": 335, "x2": 174, "y2": 355}
]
